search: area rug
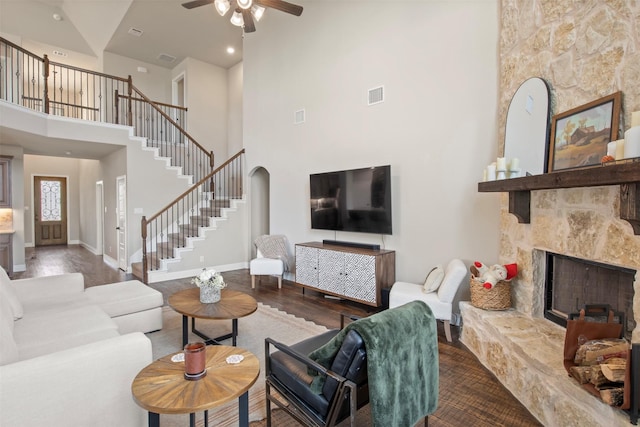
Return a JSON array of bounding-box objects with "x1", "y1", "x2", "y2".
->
[{"x1": 145, "y1": 303, "x2": 329, "y2": 427}]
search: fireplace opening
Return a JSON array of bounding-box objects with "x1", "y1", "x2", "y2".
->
[{"x1": 544, "y1": 252, "x2": 636, "y2": 340}]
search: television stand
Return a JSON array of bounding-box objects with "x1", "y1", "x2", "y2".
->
[{"x1": 295, "y1": 242, "x2": 395, "y2": 307}]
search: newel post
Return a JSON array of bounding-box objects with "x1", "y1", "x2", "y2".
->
[
  {"x1": 43, "y1": 54, "x2": 50, "y2": 114},
  {"x1": 209, "y1": 151, "x2": 216, "y2": 196},
  {"x1": 126, "y1": 75, "x2": 133, "y2": 126},
  {"x1": 114, "y1": 89, "x2": 120, "y2": 124},
  {"x1": 141, "y1": 215, "x2": 148, "y2": 284}
]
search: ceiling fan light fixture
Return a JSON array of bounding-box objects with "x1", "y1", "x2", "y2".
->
[
  {"x1": 214, "y1": 0, "x2": 230, "y2": 16},
  {"x1": 230, "y1": 10, "x2": 244, "y2": 26},
  {"x1": 251, "y1": 5, "x2": 265, "y2": 21},
  {"x1": 236, "y1": 0, "x2": 252, "y2": 9}
]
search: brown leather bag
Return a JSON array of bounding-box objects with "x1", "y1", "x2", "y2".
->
[
  {"x1": 563, "y1": 307, "x2": 624, "y2": 372},
  {"x1": 563, "y1": 306, "x2": 629, "y2": 409}
]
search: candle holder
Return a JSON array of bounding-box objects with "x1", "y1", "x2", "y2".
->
[
  {"x1": 496, "y1": 170, "x2": 506, "y2": 180},
  {"x1": 184, "y1": 342, "x2": 207, "y2": 381}
]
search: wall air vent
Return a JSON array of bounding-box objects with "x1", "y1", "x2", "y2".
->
[
  {"x1": 294, "y1": 109, "x2": 305, "y2": 124},
  {"x1": 52, "y1": 50, "x2": 68, "y2": 57},
  {"x1": 368, "y1": 86, "x2": 384, "y2": 106},
  {"x1": 157, "y1": 53, "x2": 176, "y2": 63},
  {"x1": 128, "y1": 27, "x2": 144, "y2": 37}
]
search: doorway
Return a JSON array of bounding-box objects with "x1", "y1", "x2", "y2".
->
[
  {"x1": 34, "y1": 176, "x2": 67, "y2": 246},
  {"x1": 96, "y1": 181, "x2": 104, "y2": 255},
  {"x1": 249, "y1": 167, "x2": 270, "y2": 258},
  {"x1": 116, "y1": 175, "x2": 127, "y2": 271}
]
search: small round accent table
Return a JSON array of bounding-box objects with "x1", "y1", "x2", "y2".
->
[
  {"x1": 131, "y1": 345, "x2": 259, "y2": 427},
  {"x1": 168, "y1": 288, "x2": 258, "y2": 347}
]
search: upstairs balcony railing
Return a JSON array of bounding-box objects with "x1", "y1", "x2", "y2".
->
[{"x1": 0, "y1": 37, "x2": 214, "y2": 184}]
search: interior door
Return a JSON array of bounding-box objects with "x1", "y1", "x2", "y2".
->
[
  {"x1": 116, "y1": 175, "x2": 127, "y2": 271},
  {"x1": 34, "y1": 176, "x2": 67, "y2": 246}
]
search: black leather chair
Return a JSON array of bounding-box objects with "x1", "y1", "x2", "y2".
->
[{"x1": 264, "y1": 317, "x2": 369, "y2": 427}]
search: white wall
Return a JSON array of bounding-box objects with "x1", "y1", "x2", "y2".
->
[
  {"x1": 103, "y1": 51, "x2": 172, "y2": 103},
  {"x1": 228, "y1": 62, "x2": 243, "y2": 157},
  {"x1": 243, "y1": 0, "x2": 502, "y2": 283},
  {"x1": 78, "y1": 158, "x2": 102, "y2": 253},
  {"x1": 172, "y1": 57, "x2": 228, "y2": 159}
]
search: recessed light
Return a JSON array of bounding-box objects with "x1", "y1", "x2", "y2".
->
[
  {"x1": 227, "y1": 47, "x2": 235, "y2": 54},
  {"x1": 52, "y1": 13, "x2": 63, "y2": 21}
]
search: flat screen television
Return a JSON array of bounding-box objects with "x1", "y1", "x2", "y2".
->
[{"x1": 310, "y1": 165, "x2": 392, "y2": 235}]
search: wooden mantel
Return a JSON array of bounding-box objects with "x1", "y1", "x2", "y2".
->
[{"x1": 478, "y1": 161, "x2": 640, "y2": 234}]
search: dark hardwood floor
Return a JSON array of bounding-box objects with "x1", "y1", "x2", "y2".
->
[{"x1": 14, "y1": 245, "x2": 543, "y2": 426}]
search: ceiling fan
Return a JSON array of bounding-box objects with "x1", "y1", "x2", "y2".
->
[{"x1": 181, "y1": 0, "x2": 303, "y2": 33}]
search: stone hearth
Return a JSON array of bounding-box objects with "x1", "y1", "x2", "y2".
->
[{"x1": 460, "y1": 303, "x2": 631, "y2": 426}]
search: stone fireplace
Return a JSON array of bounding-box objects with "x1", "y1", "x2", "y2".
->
[{"x1": 461, "y1": 186, "x2": 640, "y2": 426}]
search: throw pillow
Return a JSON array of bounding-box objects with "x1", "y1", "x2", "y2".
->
[{"x1": 423, "y1": 265, "x2": 444, "y2": 293}]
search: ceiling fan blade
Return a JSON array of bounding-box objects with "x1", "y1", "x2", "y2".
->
[
  {"x1": 256, "y1": 0, "x2": 303, "y2": 16},
  {"x1": 182, "y1": 0, "x2": 214, "y2": 9},
  {"x1": 242, "y1": 8, "x2": 256, "y2": 32}
]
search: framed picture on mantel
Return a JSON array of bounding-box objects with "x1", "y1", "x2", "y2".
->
[{"x1": 547, "y1": 91, "x2": 622, "y2": 172}]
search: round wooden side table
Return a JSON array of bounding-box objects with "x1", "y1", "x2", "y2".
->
[
  {"x1": 168, "y1": 288, "x2": 258, "y2": 346},
  {"x1": 132, "y1": 345, "x2": 259, "y2": 427}
]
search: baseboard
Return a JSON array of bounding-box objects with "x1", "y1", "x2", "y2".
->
[
  {"x1": 103, "y1": 254, "x2": 118, "y2": 270},
  {"x1": 80, "y1": 241, "x2": 100, "y2": 255}
]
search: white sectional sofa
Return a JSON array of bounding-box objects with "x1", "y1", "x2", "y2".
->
[{"x1": 0, "y1": 268, "x2": 163, "y2": 427}]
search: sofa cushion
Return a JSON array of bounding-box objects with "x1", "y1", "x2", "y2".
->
[
  {"x1": 0, "y1": 269, "x2": 23, "y2": 320},
  {"x1": 13, "y1": 305, "x2": 119, "y2": 361},
  {"x1": 85, "y1": 280, "x2": 163, "y2": 318}
]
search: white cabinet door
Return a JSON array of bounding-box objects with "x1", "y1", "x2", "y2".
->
[
  {"x1": 295, "y1": 245, "x2": 319, "y2": 288},
  {"x1": 343, "y1": 253, "x2": 376, "y2": 303},
  {"x1": 318, "y1": 249, "x2": 344, "y2": 295}
]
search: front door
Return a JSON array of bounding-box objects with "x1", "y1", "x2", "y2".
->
[{"x1": 34, "y1": 176, "x2": 67, "y2": 246}]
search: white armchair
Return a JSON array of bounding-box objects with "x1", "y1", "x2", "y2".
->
[
  {"x1": 389, "y1": 259, "x2": 467, "y2": 342},
  {"x1": 250, "y1": 249, "x2": 284, "y2": 289}
]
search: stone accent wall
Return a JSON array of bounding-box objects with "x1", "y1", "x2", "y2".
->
[
  {"x1": 461, "y1": 2, "x2": 640, "y2": 424},
  {"x1": 497, "y1": 0, "x2": 640, "y2": 340}
]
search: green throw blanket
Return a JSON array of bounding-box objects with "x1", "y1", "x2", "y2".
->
[{"x1": 308, "y1": 300, "x2": 439, "y2": 427}]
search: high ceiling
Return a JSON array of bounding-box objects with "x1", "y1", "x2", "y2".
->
[{"x1": 0, "y1": 0, "x2": 246, "y2": 69}]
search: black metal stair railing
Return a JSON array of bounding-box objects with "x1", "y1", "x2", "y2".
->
[
  {"x1": 141, "y1": 149, "x2": 245, "y2": 284},
  {"x1": 0, "y1": 37, "x2": 214, "y2": 184},
  {"x1": 122, "y1": 85, "x2": 213, "y2": 184}
]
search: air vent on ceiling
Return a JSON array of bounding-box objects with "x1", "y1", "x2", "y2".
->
[
  {"x1": 294, "y1": 109, "x2": 305, "y2": 124},
  {"x1": 52, "y1": 50, "x2": 68, "y2": 57},
  {"x1": 157, "y1": 53, "x2": 176, "y2": 63},
  {"x1": 368, "y1": 86, "x2": 384, "y2": 106},
  {"x1": 128, "y1": 27, "x2": 144, "y2": 37}
]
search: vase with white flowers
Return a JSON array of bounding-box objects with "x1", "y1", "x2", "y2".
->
[{"x1": 192, "y1": 268, "x2": 226, "y2": 303}]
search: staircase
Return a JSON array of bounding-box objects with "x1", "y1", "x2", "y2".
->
[
  {"x1": 136, "y1": 149, "x2": 246, "y2": 283},
  {"x1": 1, "y1": 37, "x2": 246, "y2": 282}
]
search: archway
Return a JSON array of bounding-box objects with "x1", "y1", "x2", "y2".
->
[{"x1": 249, "y1": 166, "x2": 270, "y2": 258}]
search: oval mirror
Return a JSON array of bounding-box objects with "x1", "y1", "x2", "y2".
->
[{"x1": 504, "y1": 77, "x2": 551, "y2": 176}]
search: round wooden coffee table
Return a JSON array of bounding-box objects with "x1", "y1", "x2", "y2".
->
[
  {"x1": 168, "y1": 288, "x2": 258, "y2": 347},
  {"x1": 132, "y1": 345, "x2": 259, "y2": 427}
]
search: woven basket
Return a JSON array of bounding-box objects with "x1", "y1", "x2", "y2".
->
[{"x1": 469, "y1": 276, "x2": 511, "y2": 310}]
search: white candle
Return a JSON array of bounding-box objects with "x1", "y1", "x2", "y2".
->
[
  {"x1": 509, "y1": 158, "x2": 519, "y2": 171},
  {"x1": 632, "y1": 111, "x2": 640, "y2": 128},
  {"x1": 486, "y1": 164, "x2": 496, "y2": 181},
  {"x1": 607, "y1": 141, "x2": 617, "y2": 157},
  {"x1": 615, "y1": 139, "x2": 625, "y2": 160},
  {"x1": 624, "y1": 127, "x2": 640, "y2": 159},
  {"x1": 482, "y1": 168, "x2": 488, "y2": 182},
  {"x1": 496, "y1": 157, "x2": 506, "y2": 171}
]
